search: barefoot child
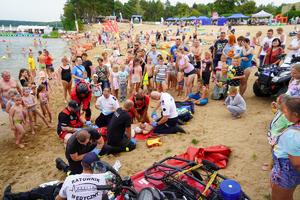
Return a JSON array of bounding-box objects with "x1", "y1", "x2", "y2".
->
[
  {"x1": 49, "y1": 67, "x2": 61, "y2": 92},
  {"x1": 82, "y1": 71, "x2": 90, "y2": 85},
  {"x1": 202, "y1": 51, "x2": 213, "y2": 89},
  {"x1": 183, "y1": 79, "x2": 208, "y2": 105},
  {"x1": 167, "y1": 56, "x2": 176, "y2": 92},
  {"x1": 91, "y1": 74, "x2": 102, "y2": 101},
  {"x1": 22, "y1": 87, "x2": 53, "y2": 134},
  {"x1": 129, "y1": 57, "x2": 143, "y2": 96},
  {"x1": 111, "y1": 65, "x2": 120, "y2": 99},
  {"x1": 228, "y1": 56, "x2": 245, "y2": 93},
  {"x1": 9, "y1": 94, "x2": 27, "y2": 148},
  {"x1": 6, "y1": 89, "x2": 18, "y2": 113},
  {"x1": 261, "y1": 94, "x2": 292, "y2": 171},
  {"x1": 154, "y1": 56, "x2": 168, "y2": 93},
  {"x1": 131, "y1": 122, "x2": 154, "y2": 135},
  {"x1": 117, "y1": 64, "x2": 129, "y2": 102},
  {"x1": 37, "y1": 84, "x2": 53, "y2": 123},
  {"x1": 225, "y1": 86, "x2": 246, "y2": 120},
  {"x1": 38, "y1": 71, "x2": 54, "y2": 97},
  {"x1": 144, "y1": 57, "x2": 155, "y2": 94},
  {"x1": 216, "y1": 55, "x2": 227, "y2": 74}
]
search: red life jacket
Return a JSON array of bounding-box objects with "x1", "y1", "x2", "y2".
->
[
  {"x1": 133, "y1": 92, "x2": 146, "y2": 112},
  {"x1": 62, "y1": 108, "x2": 81, "y2": 127}
]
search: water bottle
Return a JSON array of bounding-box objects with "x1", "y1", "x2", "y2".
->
[{"x1": 220, "y1": 179, "x2": 242, "y2": 200}]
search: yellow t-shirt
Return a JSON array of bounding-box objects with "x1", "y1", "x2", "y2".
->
[{"x1": 28, "y1": 57, "x2": 35, "y2": 70}]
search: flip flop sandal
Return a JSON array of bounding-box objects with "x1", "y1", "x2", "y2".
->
[{"x1": 232, "y1": 116, "x2": 241, "y2": 120}]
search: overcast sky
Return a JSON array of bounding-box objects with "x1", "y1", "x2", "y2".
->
[{"x1": 0, "y1": 0, "x2": 299, "y2": 22}]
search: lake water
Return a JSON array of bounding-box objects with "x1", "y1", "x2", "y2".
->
[{"x1": 0, "y1": 36, "x2": 71, "y2": 80}]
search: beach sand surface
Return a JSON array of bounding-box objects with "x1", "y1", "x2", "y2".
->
[{"x1": 0, "y1": 23, "x2": 299, "y2": 199}]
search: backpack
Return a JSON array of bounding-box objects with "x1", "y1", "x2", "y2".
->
[{"x1": 175, "y1": 101, "x2": 195, "y2": 122}]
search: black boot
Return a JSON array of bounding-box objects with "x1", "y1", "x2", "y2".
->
[
  {"x1": 55, "y1": 157, "x2": 69, "y2": 171},
  {"x1": 177, "y1": 119, "x2": 184, "y2": 125},
  {"x1": 174, "y1": 123, "x2": 186, "y2": 133}
]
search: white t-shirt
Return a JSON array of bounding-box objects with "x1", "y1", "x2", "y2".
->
[
  {"x1": 288, "y1": 38, "x2": 300, "y2": 58},
  {"x1": 160, "y1": 93, "x2": 178, "y2": 119},
  {"x1": 234, "y1": 46, "x2": 242, "y2": 57},
  {"x1": 59, "y1": 173, "x2": 107, "y2": 200},
  {"x1": 96, "y1": 94, "x2": 119, "y2": 111},
  {"x1": 260, "y1": 37, "x2": 275, "y2": 56},
  {"x1": 277, "y1": 33, "x2": 286, "y2": 45}
]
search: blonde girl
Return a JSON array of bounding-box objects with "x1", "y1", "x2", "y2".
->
[
  {"x1": 286, "y1": 64, "x2": 300, "y2": 97},
  {"x1": 202, "y1": 51, "x2": 213, "y2": 89},
  {"x1": 22, "y1": 87, "x2": 53, "y2": 135},
  {"x1": 6, "y1": 89, "x2": 18, "y2": 113},
  {"x1": 111, "y1": 65, "x2": 120, "y2": 99},
  {"x1": 37, "y1": 84, "x2": 53, "y2": 123},
  {"x1": 49, "y1": 67, "x2": 61, "y2": 93}
]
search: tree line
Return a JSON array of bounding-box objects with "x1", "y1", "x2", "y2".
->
[
  {"x1": 0, "y1": 20, "x2": 62, "y2": 27},
  {"x1": 61, "y1": 0, "x2": 289, "y2": 30}
]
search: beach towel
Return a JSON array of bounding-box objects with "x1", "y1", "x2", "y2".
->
[
  {"x1": 1, "y1": 94, "x2": 9, "y2": 112},
  {"x1": 167, "y1": 145, "x2": 231, "y2": 169}
]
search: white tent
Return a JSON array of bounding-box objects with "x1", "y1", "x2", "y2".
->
[{"x1": 252, "y1": 10, "x2": 273, "y2": 18}]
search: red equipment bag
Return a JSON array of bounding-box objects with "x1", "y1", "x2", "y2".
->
[{"x1": 167, "y1": 145, "x2": 231, "y2": 169}]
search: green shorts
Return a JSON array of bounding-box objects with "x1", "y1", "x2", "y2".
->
[{"x1": 39, "y1": 65, "x2": 46, "y2": 68}]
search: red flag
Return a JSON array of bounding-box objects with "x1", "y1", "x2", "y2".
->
[
  {"x1": 105, "y1": 20, "x2": 116, "y2": 33},
  {"x1": 102, "y1": 24, "x2": 113, "y2": 31},
  {"x1": 114, "y1": 18, "x2": 118, "y2": 33}
]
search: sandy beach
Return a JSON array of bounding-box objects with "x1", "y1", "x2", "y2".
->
[{"x1": 0, "y1": 23, "x2": 300, "y2": 199}]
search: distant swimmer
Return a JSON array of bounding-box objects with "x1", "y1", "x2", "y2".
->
[
  {"x1": 37, "y1": 51, "x2": 46, "y2": 74},
  {"x1": 21, "y1": 47, "x2": 25, "y2": 57},
  {"x1": 44, "y1": 41, "x2": 47, "y2": 46},
  {"x1": 6, "y1": 45, "x2": 11, "y2": 57},
  {"x1": 39, "y1": 39, "x2": 41, "y2": 45},
  {"x1": 29, "y1": 45, "x2": 32, "y2": 52},
  {"x1": 34, "y1": 38, "x2": 37, "y2": 46}
]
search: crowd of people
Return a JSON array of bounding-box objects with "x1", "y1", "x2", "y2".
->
[{"x1": 2, "y1": 23, "x2": 300, "y2": 199}]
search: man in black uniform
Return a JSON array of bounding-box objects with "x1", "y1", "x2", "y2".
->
[
  {"x1": 58, "y1": 127, "x2": 109, "y2": 175},
  {"x1": 57, "y1": 100, "x2": 89, "y2": 147},
  {"x1": 106, "y1": 100, "x2": 136, "y2": 154}
]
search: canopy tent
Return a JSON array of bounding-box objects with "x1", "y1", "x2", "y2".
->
[
  {"x1": 252, "y1": 10, "x2": 273, "y2": 18},
  {"x1": 173, "y1": 17, "x2": 180, "y2": 20},
  {"x1": 217, "y1": 16, "x2": 227, "y2": 26},
  {"x1": 188, "y1": 16, "x2": 197, "y2": 20},
  {"x1": 165, "y1": 18, "x2": 173, "y2": 21},
  {"x1": 180, "y1": 17, "x2": 189, "y2": 20},
  {"x1": 131, "y1": 15, "x2": 142, "y2": 24},
  {"x1": 227, "y1": 13, "x2": 249, "y2": 19},
  {"x1": 196, "y1": 16, "x2": 212, "y2": 25}
]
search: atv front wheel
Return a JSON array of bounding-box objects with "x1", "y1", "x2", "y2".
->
[
  {"x1": 276, "y1": 86, "x2": 288, "y2": 99},
  {"x1": 253, "y1": 81, "x2": 271, "y2": 97}
]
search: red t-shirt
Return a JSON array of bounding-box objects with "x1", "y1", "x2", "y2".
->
[
  {"x1": 44, "y1": 54, "x2": 53, "y2": 65},
  {"x1": 265, "y1": 47, "x2": 284, "y2": 65},
  {"x1": 129, "y1": 93, "x2": 150, "y2": 113}
]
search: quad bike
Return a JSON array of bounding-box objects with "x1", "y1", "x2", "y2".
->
[
  {"x1": 96, "y1": 157, "x2": 251, "y2": 200},
  {"x1": 253, "y1": 54, "x2": 298, "y2": 98}
]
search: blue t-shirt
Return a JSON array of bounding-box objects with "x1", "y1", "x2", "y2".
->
[
  {"x1": 170, "y1": 45, "x2": 188, "y2": 60},
  {"x1": 118, "y1": 71, "x2": 129, "y2": 83},
  {"x1": 147, "y1": 51, "x2": 161, "y2": 66},
  {"x1": 71, "y1": 65, "x2": 86, "y2": 85},
  {"x1": 274, "y1": 128, "x2": 300, "y2": 159}
]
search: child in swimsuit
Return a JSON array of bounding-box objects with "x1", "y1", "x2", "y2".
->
[
  {"x1": 182, "y1": 79, "x2": 209, "y2": 105},
  {"x1": 38, "y1": 71, "x2": 54, "y2": 99},
  {"x1": 22, "y1": 47, "x2": 25, "y2": 56},
  {"x1": 6, "y1": 89, "x2": 18, "y2": 113},
  {"x1": 22, "y1": 87, "x2": 53, "y2": 135},
  {"x1": 216, "y1": 55, "x2": 227, "y2": 74},
  {"x1": 49, "y1": 67, "x2": 61, "y2": 93},
  {"x1": 9, "y1": 94, "x2": 27, "y2": 148},
  {"x1": 144, "y1": 57, "x2": 155, "y2": 95},
  {"x1": 37, "y1": 84, "x2": 53, "y2": 123},
  {"x1": 167, "y1": 56, "x2": 176, "y2": 92},
  {"x1": 131, "y1": 123, "x2": 154, "y2": 135}
]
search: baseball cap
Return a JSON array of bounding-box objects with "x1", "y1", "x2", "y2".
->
[
  {"x1": 68, "y1": 100, "x2": 80, "y2": 110},
  {"x1": 93, "y1": 74, "x2": 98, "y2": 77},
  {"x1": 39, "y1": 71, "x2": 46, "y2": 78},
  {"x1": 176, "y1": 36, "x2": 181, "y2": 40},
  {"x1": 82, "y1": 152, "x2": 100, "y2": 168}
]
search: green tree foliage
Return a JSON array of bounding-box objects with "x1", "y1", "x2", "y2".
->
[
  {"x1": 192, "y1": 3, "x2": 197, "y2": 9},
  {"x1": 0, "y1": 20, "x2": 62, "y2": 27},
  {"x1": 214, "y1": 0, "x2": 236, "y2": 15},
  {"x1": 135, "y1": 0, "x2": 145, "y2": 16},
  {"x1": 197, "y1": 4, "x2": 211, "y2": 16},
  {"x1": 276, "y1": 3, "x2": 286, "y2": 15},
  {"x1": 122, "y1": 3, "x2": 135, "y2": 19},
  {"x1": 177, "y1": 3, "x2": 189, "y2": 17},
  {"x1": 236, "y1": 0, "x2": 256, "y2": 14},
  {"x1": 189, "y1": 9, "x2": 201, "y2": 17},
  {"x1": 256, "y1": 3, "x2": 278, "y2": 15}
]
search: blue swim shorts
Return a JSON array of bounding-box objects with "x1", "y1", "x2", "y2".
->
[{"x1": 188, "y1": 93, "x2": 200, "y2": 100}]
